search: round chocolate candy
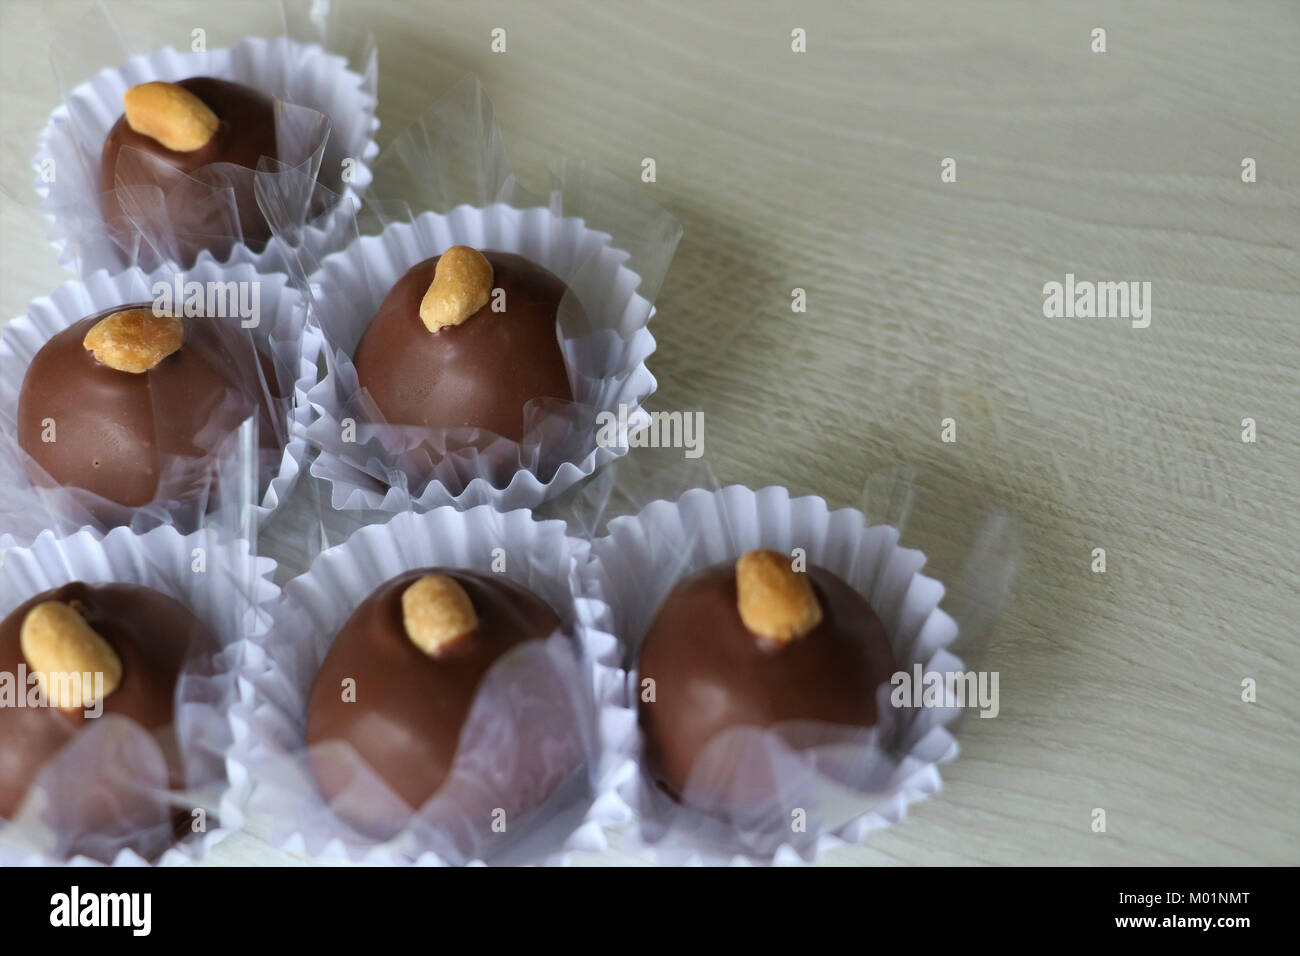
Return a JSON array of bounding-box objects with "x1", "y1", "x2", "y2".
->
[
  {"x1": 99, "y1": 78, "x2": 278, "y2": 262},
  {"x1": 305, "y1": 568, "x2": 569, "y2": 839},
  {"x1": 16, "y1": 304, "x2": 283, "y2": 520},
  {"x1": 0, "y1": 581, "x2": 218, "y2": 858},
  {"x1": 351, "y1": 246, "x2": 575, "y2": 443},
  {"x1": 637, "y1": 549, "x2": 898, "y2": 802}
]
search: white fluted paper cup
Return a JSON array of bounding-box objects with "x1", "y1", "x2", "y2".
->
[
  {"x1": 229, "y1": 506, "x2": 606, "y2": 865},
  {"x1": 0, "y1": 525, "x2": 277, "y2": 865},
  {"x1": 575, "y1": 485, "x2": 965, "y2": 865},
  {"x1": 35, "y1": 35, "x2": 379, "y2": 276},
  {"x1": 0, "y1": 261, "x2": 320, "y2": 544},
  {"x1": 304, "y1": 206, "x2": 659, "y2": 514}
]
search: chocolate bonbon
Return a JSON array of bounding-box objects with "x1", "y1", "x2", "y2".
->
[
  {"x1": 99, "y1": 78, "x2": 278, "y2": 261},
  {"x1": 352, "y1": 246, "x2": 575, "y2": 442},
  {"x1": 0, "y1": 581, "x2": 217, "y2": 856},
  {"x1": 306, "y1": 568, "x2": 568, "y2": 838},
  {"x1": 16, "y1": 304, "x2": 282, "y2": 519},
  {"x1": 637, "y1": 549, "x2": 898, "y2": 800}
]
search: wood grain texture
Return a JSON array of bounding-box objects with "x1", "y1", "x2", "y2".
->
[{"x1": 1, "y1": 0, "x2": 1297, "y2": 865}]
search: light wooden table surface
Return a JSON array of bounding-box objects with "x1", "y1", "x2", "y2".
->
[{"x1": 1, "y1": 0, "x2": 1296, "y2": 866}]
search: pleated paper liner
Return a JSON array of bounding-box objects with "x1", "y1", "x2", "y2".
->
[
  {"x1": 0, "y1": 525, "x2": 276, "y2": 865},
  {"x1": 229, "y1": 506, "x2": 606, "y2": 865},
  {"x1": 575, "y1": 483, "x2": 1014, "y2": 864},
  {"x1": 0, "y1": 260, "x2": 320, "y2": 543},
  {"x1": 36, "y1": 29, "x2": 378, "y2": 276}
]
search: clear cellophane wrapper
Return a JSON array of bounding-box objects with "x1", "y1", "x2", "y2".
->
[
  {"x1": 0, "y1": 524, "x2": 277, "y2": 865},
  {"x1": 256, "y1": 76, "x2": 682, "y2": 514},
  {"x1": 228, "y1": 503, "x2": 605, "y2": 865},
  {"x1": 12, "y1": 0, "x2": 378, "y2": 275},
  {"x1": 568, "y1": 454, "x2": 1018, "y2": 863},
  {"x1": 0, "y1": 260, "x2": 320, "y2": 544}
]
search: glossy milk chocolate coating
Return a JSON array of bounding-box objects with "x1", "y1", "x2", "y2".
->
[
  {"x1": 351, "y1": 252, "x2": 575, "y2": 442},
  {"x1": 99, "y1": 77, "x2": 277, "y2": 261},
  {"x1": 306, "y1": 569, "x2": 563, "y2": 834},
  {"x1": 16, "y1": 304, "x2": 283, "y2": 519},
  {"x1": 637, "y1": 562, "x2": 897, "y2": 800},
  {"x1": 0, "y1": 582, "x2": 216, "y2": 822}
]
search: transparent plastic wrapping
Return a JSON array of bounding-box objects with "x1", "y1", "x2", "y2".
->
[
  {"x1": 570, "y1": 454, "x2": 1019, "y2": 863},
  {"x1": 229, "y1": 505, "x2": 604, "y2": 864},
  {"x1": 0, "y1": 524, "x2": 277, "y2": 865},
  {"x1": 0, "y1": 260, "x2": 320, "y2": 545},
  {"x1": 14, "y1": 0, "x2": 378, "y2": 275},
  {"x1": 256, "y1": 76, "x2": 683, "y2": 514}
]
